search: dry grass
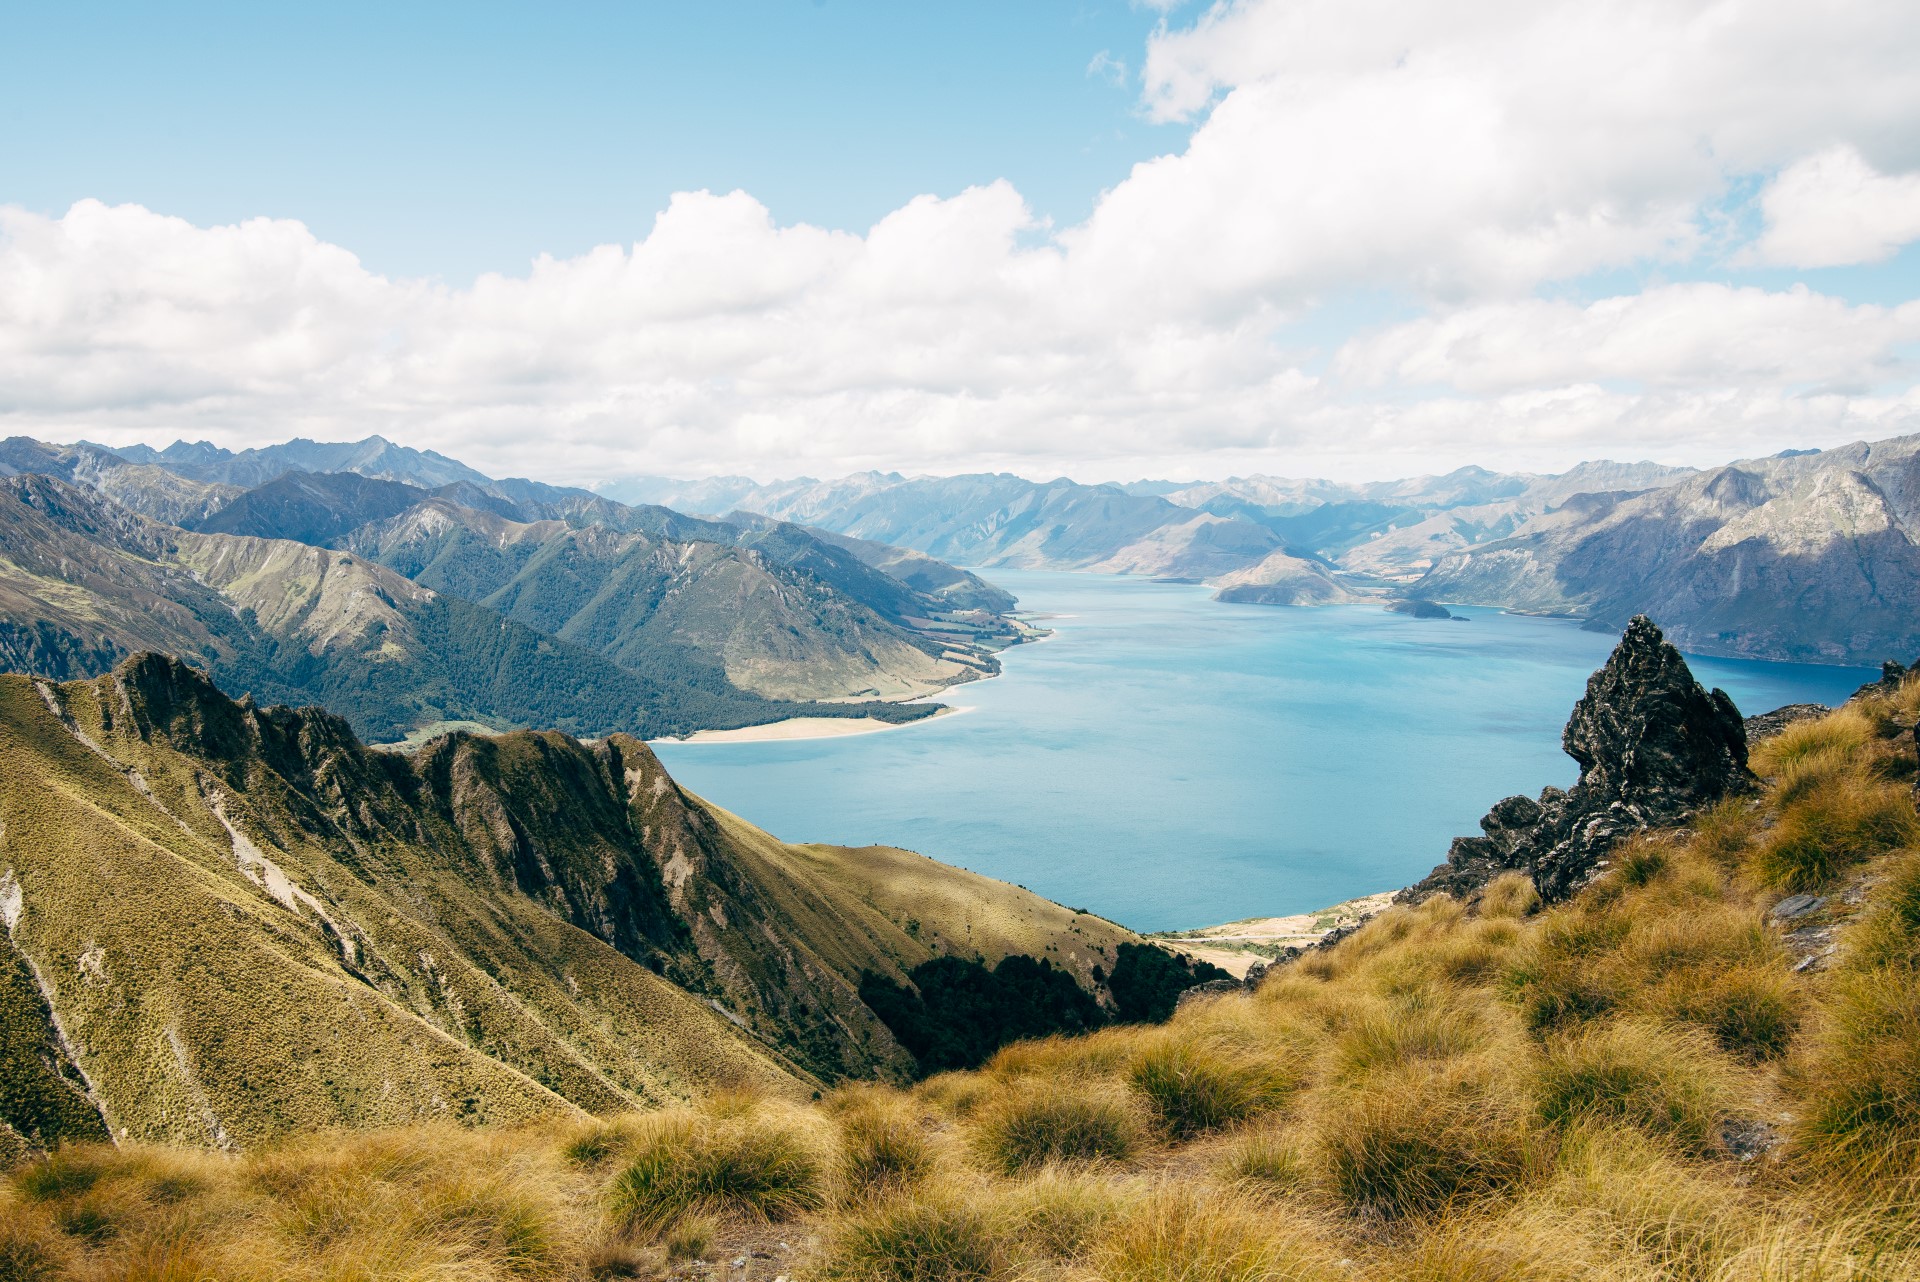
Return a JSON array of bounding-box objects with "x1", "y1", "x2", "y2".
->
[
  {"x1": 967, "y1": 1080, "x2": 1143, "y2": 1174},
  {"x1": 18, "y1": 687, "x2": 1920, "y2": 1280}
]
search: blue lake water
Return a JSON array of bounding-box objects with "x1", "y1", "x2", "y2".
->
[{"x1": 654, "y1": 572, "x2": 1873, "y2": 933}]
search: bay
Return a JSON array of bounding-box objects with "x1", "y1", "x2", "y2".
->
[{"x1": 653, "y1": 572, "x2": 1874, "y2": 933}]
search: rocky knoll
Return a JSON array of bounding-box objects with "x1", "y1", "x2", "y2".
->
[{"x1": 1402, "y1": 616, "x2": 1752, "y2": 905}]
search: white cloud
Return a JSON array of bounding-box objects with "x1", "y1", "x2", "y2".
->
[
  {"x1": 1087, "y1": 50, "x2": 1129, "y2": 87},
  {"x1": 3, "y1": 1, "x2": 1920, "y2": 483},
  {"x1": 1750, "y1": 145, "x2": 1920, "y2": 268},
  {"x1": 1337, "y1": 285, "x2": 1920, "y2": 394}
]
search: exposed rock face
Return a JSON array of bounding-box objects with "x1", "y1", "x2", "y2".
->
[
  {"x1": 1413, "y1": 437, "x2": 1920, "y2": 665},
  {"x1": 1402, "y1": 616, "x2": 1753, "y2": 905},
  {"x1": 1745, "y1": 703, "x2": 1831, "y2": 742}
]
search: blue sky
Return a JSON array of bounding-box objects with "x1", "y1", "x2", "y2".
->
[
  {"x1": 3, "y1": 1, "x2": 1187, "y2": 282},
  {"x1": 2, "y1": 0, "x2": 1919, "y2": 484}
]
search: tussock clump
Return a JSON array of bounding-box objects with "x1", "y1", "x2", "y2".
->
[
  {"x1": 1547, "y1": 1126, "x2": 1749, "y2": 1268},
  {"x1": 1218, "y1": 1126, "x2": 1308, "y2": 1198},
  {"x1": 1478, "y1": 872, "x2": 1540, "y2": 920},
  {"x1": 1127, "y1": 1034, "x2": 1294, "y2": 1139},
  {"x1": 605, "y1": 1105, "x2": 826, "y2": 1234},
  {"x1": 1533, "y1": 1022, "x2": 1742, "y2": 1156},
  {"x1": 1650, "y1": 960, "x2": 1802, "y2": 1060},
  {"x1": 1329, "y1": 995, "x2": 1489, "y2": 1083},
  {"x1": 1752, "y1": 775, "x2": 1920, "y2": 892},
  {"x1": 969, "y1": 1081, "x2": 1142, "y2": 1174},
  {"x1": 992, "y1": 1165, "x2": 1128, "y2": 1261},
  {"x1": 1752, "y1": 708, "x2": 1877, "y2": 800},
  {"x1": 913, "y1": 1071, "x2": 993, "y2": 1119},
  {"x1": 1794, "y1": 964, "x2": 1920, "y2": 1180},
  {"x1": 1312, "y1": 1056, "x2": 1537, "y2": 1221},
  {"x1": 1091, "y1": 1184, "x2": 1331, "y2": 1282},
  {"x1": 661, "y1": 1213, "x2": 716, "y2": 1261},
  {"x1": 830, "y1": 1090, "x2": 937, "y2": 1198},
  {"x1": 822, "y1": 1194, "x2": 1002, "y2": 1282},
  {"x1": 0, "y1": 1185, "x2": 74, "y2": 1282},
  {"x1": 983, "y1": 1028, "x2": 1133, "y2": 1081},
  {"x1": 1503, "y1": 909, "x2": 1628, "y2": 1033}
]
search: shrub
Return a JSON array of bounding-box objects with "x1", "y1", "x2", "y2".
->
[
  {"x1": 824, "y1": 1197, "x2": 1002, "y2": 1282},
  {"x1": 969, "y1": 1082, "x2": 1141, "y2": 1174},
  {"x1": 1127, "y1": 1036, "x2": 1293, "y2": 1139},
  {"x1": 1752, "y1": 776, "x2": 1920, "y2": 892},
  {"x1": 605, "y1": 1108, "x2": 825, "y2": 1234},
  {"x1": 1312, "y1": 1057, "x2": 1536, "y2": 1220},
  {"x1": 1533, "y1": 1022, "x2": 1739, "y2": 1155}
]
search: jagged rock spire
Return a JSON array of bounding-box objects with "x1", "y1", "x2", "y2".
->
[{"x1": 1403, "y1": 615, "x2": 1753, "y2": 906}]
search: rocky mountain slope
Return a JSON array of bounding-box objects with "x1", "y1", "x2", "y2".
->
[
  {"x1": 0, "y1": 475, "x2": 936, "y2": 741},
  {"x1": 0, "y1": 655, "x2": 1150, "y2": 1151},
  {"x1": 344, "y1": 499, "x2": 994, "y2": 703},
  {"x1": 1, "y1": 438, "x2": 1031, "y2": 728},
  {"x1": 612, "y1": 460, "x2": 1696, "y2": 595},
  {"x1": 1416, "y1": 435, "x2": 1920, "y2": 663},
  {"x1": 610, "y1": 471, "x2": 1291, "y2": 580}
]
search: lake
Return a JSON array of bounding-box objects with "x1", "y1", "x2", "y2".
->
[{"x1": 653, "y1": 572, "x2": 1874, "y2": 933}]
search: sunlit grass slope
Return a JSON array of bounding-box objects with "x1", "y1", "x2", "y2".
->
[
  {"x1": 13, "y1": 674, "x2": 1920, "y2": 1278},
  {"x1": 0, "y1": 656, "x2": 1138, "y2": 1159}
]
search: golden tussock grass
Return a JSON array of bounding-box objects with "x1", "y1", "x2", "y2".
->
[{"x1": 19, "y1": 689, "x2": 1920, "y2": 1280}]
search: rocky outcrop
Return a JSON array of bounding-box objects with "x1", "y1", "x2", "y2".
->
[{"x1": 1402, "y1": 616, "x2": 1753, "y2": 905}]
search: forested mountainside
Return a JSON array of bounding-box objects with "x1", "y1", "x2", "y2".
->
[
  {"x1": 0, "y1": 475, "x2": 937, "y2": 741},
  {"x1": 0, "y1": 655, "x2": 1231, "y2": 1155}
]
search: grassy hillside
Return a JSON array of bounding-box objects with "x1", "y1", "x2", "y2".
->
[
  {"x1": 10, "y1": 677, "x2": 1920, "y2": 1278},
  {"x1": 0, "y1": 657, "x2": 1142, "y2": 1161}
]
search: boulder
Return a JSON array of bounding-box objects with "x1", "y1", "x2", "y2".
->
[{"x1": 1401, "y1": 616, "x2": 1754, "y2": 906}]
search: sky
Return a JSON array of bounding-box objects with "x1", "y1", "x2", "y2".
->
[{"x1": 4, "y1": 0, "x2": 1920, "y2": 486}]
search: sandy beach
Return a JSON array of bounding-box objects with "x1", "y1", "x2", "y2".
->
[
  {"x1": 1157, "y1": 891, "x2": 1397, "y2": 977},
  {"x1": 655, "y1": 704, "x2": 968, "y2": 745}
]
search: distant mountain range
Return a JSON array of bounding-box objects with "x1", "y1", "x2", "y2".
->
[
  {"x1": 0, "y1": 437, "x2": 1030, "y2": 740},
  {"x1": 615, "y1": 439, "x2": 1920, "y2": 665}
]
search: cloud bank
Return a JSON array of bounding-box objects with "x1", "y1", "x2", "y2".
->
[{"x1": 4, "y1": 0, "x2": 1920, "y2": 483}]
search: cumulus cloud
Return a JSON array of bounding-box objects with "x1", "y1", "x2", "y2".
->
[
  {"x1": 3, "y1": 0, "x2": 1920, "y2": 483},
  {"x1": 1749, "y1": 145, "x2": 1920, "y2": 268},
  {"x1": 1337, "y1": 285, "x2": 1920, "y2": 394}
]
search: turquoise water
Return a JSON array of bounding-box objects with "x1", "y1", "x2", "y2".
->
[{"x1": 654, "y1": 572, "x2": 1873, "y2": 933}]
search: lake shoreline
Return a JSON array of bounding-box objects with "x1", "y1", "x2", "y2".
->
[{"x1": 654, "y1": 703, "x2": 972, "y2": 745}]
